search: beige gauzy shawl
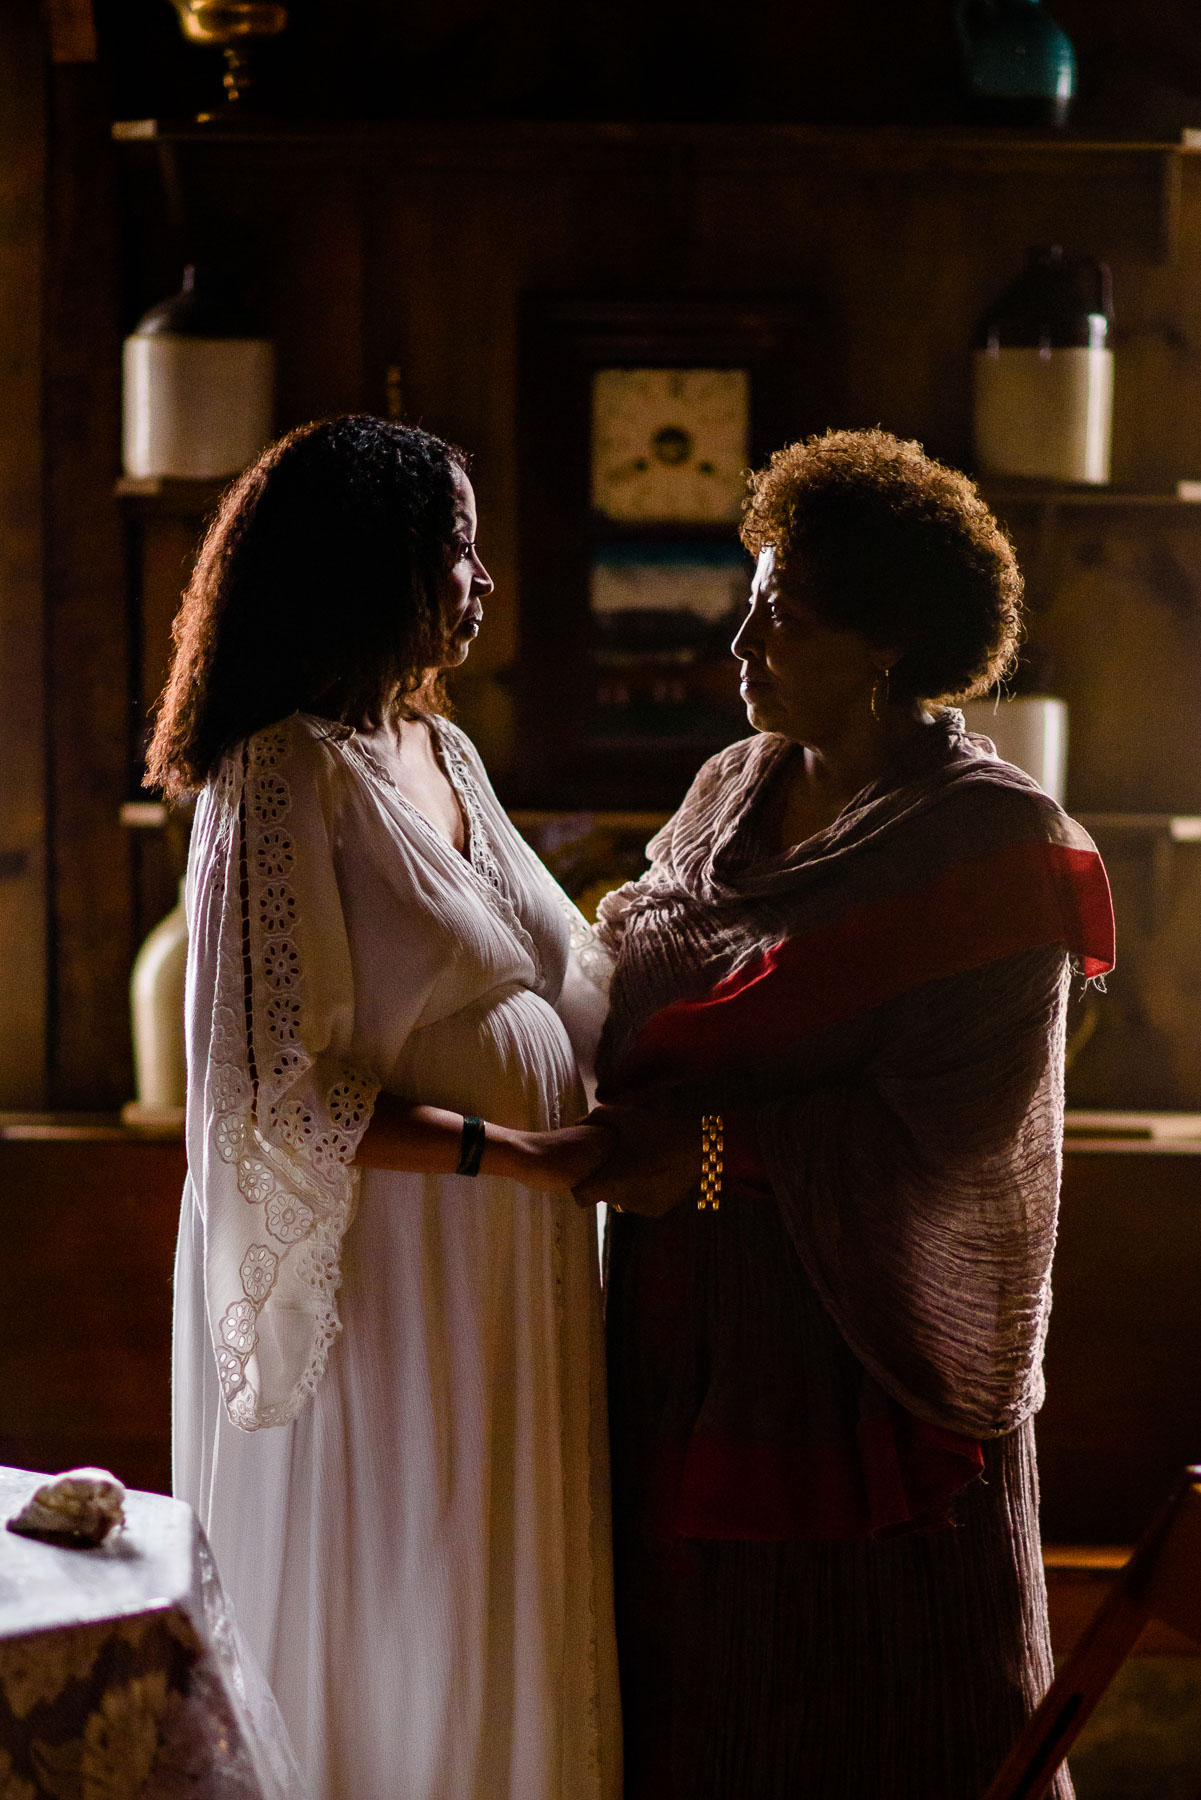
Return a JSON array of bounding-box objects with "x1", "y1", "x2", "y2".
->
[{"x1": 596, "y1": 710, "x2": 1114, "y2": 1449}]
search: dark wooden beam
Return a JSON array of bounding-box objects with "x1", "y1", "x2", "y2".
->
[
  {"x1": 0, "y1": 3, "x2": 48, "y2": 1108},
  {"x1": 44, "y1": 57, "x2": 134, "y2": 1107}
]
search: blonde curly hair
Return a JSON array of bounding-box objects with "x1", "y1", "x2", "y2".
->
[{"x1": 740, "y1": 428, "x2": 1023, "y2": 701}]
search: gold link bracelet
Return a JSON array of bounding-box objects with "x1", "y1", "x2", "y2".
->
[{"x1": 699, "y1": 1113, "x2": 724, "y2": 1210}]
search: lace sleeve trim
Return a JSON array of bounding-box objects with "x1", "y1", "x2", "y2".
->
[{"x1": 208, "y1": 725, "x2": 380, "y2": 1432}]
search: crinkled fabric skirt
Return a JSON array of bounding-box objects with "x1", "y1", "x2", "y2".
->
[
  {"x1": 607, "y1": 1195, "x2": 1071, "y2": 1799},
  {"x1": 615, "y1": 1423, "x2": 1071, "y2": 1800}
]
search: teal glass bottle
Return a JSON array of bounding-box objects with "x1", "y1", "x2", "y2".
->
[{"x1": 958, "y1": 0, "x2": 1077, "y2": 129}]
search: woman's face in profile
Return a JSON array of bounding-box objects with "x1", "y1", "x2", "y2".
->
[
  {"x1": 730, "y1": 546, "x2": 882, "y2": 746},
  {"x1": 439, "y1": 468, "x2": 494, "y2": 670}
]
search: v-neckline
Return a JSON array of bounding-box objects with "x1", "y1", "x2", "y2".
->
[
  {"x1": 342, "y1": 716, "x2": 545, "y2": 985},
  {"x1": 354, "y1": 717, "x2": 472, "y2": 862}
]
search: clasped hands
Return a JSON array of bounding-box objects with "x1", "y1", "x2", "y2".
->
[
  {"x1": 353, "y1": 1088, "x2": 700, "y2": 1216},
  {"x1": 563, "y1": 1103, "x2": 701, "y2": 1218}
]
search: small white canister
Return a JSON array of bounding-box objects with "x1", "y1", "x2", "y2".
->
[
  {"x1": 973, "y1": 246, "x2": 1113, "y2": 486},
  {"x1": 961, "y1": 695, "x2": 1069, "y2": 803},
  {"x1": 122, "y1": 265, "x2": 275, "y2": 481}
]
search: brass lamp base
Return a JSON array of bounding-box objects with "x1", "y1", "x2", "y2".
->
[{"x1": 168, "y1": 1, "x2": 288, "y2": 113}]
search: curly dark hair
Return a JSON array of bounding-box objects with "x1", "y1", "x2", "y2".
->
[
  {"x1": 145, "y1": 415, "x2": 467, "y2": 798},
  {"x1": 740, "y1": 428, "x2": 1023, "y2": 701}
]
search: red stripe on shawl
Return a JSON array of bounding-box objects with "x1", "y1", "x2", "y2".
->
[
  {"x1": 609, "y1": 834, "x2": 1111, "y2": 1543},
  {"x1": 654, "y1": 1415, "x2": 984, "y2": 1542},
  {"x1": 620, "y1": 838, "x2": 1113, "y2": 1090}
]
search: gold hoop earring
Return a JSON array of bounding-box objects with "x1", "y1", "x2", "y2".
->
[{"x1": 870, "y1": 667, "x2": 890, "y2": 724}]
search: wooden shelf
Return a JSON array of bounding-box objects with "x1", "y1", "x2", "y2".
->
[
  {"x1": 0, "y1": 1111, "x2": 183, "y2": 1143},
  {"x1": 1066, "y1": 1109, "x2": 1201, "y2": 1144},
  {"x1": 114, "y1": 474, "x2": 228, "y2": 517},
  {"x1": 113, "y1": 474, "x2": 1201, "y2": 520},
  {"x1": 1077, "y1": 813, "x2": 1201, "y2": 837},
  {"x1": 106, "y1": 122, "x2": 1192, "y2": 259},
  {"x1": 985, "y1": 485, "x2": 1201, "y2": 509},
  {"x1": 5, "y1": 1105, "x2": 1193, "y2": 1154},
  {"x1": 110, "y1": 118, "x2": 1193, "y2": 170},
  {"x1": 1073, "y1": 817, "x2": 1201, "y2": 934},
  {"x1": 1041, "y1": 1548, "x2": 1199, "y2": 1655},
  {"x1": 108, "y1": 122, "x2": 1182, "y2": 245}
]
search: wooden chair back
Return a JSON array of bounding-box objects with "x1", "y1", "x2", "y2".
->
[{"x1": 984, "y1": 1465, "x2": 1201, "y2": 1800}]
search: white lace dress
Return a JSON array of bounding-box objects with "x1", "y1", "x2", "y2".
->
[{"x1": 173, "y1": 711, "x2": 620, "y2": 1800}]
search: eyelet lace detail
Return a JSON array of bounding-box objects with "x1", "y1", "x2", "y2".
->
[
  {"x1": 205, "y1": 721, "x2": 380, "y2": 1431},
  {"x1": 328, "y1": 1077, "x2": 374, "y2": 1128},
  {"x1": 237, "y1": 1158, "x2": 275, "y2": 1205},
  {"x1": 262, "y1": 938, "x2": 301, "y2": 989},
  {"x1": 265, "y1": 1191, "x2": 315, "y2": 1244},
  {"x1": 263, "y1": 992, "x2": 302, "y2": 1044},
  {"x1": 249, "y1": 725, "x2": 290, "y2": 769},
  {"x1": 240, "y1": 1244, "x2": 278, "y2": 1302},
  {"x1": 253, "y1": 829, "x2": 294, "y2": 879},
  {"x1": 248, "y1": 773, "x2": 290, "y2": 824},
  {"x1": 213, "y1": 1112, "x2": 248, "y2": 1165}
]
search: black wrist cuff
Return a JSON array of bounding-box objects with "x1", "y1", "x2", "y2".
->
[{"x1": 456, "y1": 1114, "x2": 486, "y2": 1178}]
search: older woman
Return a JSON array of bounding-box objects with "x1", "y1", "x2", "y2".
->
[
  {"x1": 147, "y1": 417, "x2": 619, "y2": 1800},
  {"x1": 575, "y1": 430, "x2": 1114, "y2": 1799}
]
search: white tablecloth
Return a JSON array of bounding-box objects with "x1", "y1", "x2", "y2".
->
[{"x1": 0, "y1": 1466, "x2": 306, "y2": 1799}]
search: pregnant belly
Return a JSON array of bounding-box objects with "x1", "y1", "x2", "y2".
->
[{"x1": 387, "y1": 981, "x2": 583, "y2": 1130}]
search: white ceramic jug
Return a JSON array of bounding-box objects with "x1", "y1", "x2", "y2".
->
[
  {"x1": 973, "y1": 246, "x2": 1113, "y2": 486},
  {"x1": 122, "y1": 265, "x2": 275, "y2": 482},
  {"x1": 122, "y1": 879, "x2": 188, "y2": 1130}
]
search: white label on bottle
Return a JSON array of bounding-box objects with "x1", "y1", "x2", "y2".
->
[
  {"x1": 122, "y1": 334, "x2": 276, "y2": 480},
  {"x1": 973, "y1": 346, "x2": 1113, "y2": 484}
]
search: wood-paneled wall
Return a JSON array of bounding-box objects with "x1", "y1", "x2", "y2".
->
[
  {"x1": 0, "y1": 1125, "x2": 184, "y2": 1496},
  {"x1": 0, "y1": 17, "x2": 133, "y2": 1111},
  {"x1": 119, "y1": 127, "x2": 1201, "y2": 788},
  {"x1": 44, "y1": 63, "x2": 133, "y2": 1108},
  {"x1": 16, "y1": 35, "x2": 1201, "y2": 1103},
  {"x1": 89, "y1": 126, "x2": 1201, "y2": 1111},
  {"x1": 0, "y1": 4, "x2": 48, "y2": 1109}
]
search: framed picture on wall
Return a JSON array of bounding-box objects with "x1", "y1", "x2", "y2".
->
[{"x1": 515, "y1": 295, "x2": 824, "y2": 809}]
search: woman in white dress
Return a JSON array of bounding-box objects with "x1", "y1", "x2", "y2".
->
[{"x1": 145, "y1": 416, "x2": 621, "y2": 1800}]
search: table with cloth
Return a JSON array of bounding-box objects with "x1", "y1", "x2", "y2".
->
[{"x1": 0, "y1": 1467, "x2": 304, "y2": 1800}]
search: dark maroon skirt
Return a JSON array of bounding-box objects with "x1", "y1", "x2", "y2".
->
[{"x1": 606, "y1": 1195, "x2": 1072, "y2": 1800}]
